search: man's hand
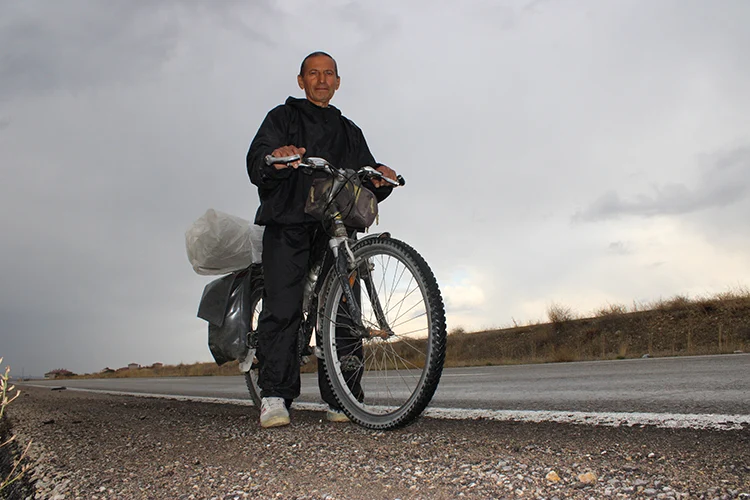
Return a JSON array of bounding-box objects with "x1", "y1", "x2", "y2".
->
[
  {"x1": 271, "y1": 145, "x2": 306, "y2": 169},
  {"x1": 372, "y1": 164, "x2": 397, "y2": 188}
]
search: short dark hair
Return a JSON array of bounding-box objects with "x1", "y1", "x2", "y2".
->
[{"x1": 299, "y1": 51, "x2": 338, "y2": 77}]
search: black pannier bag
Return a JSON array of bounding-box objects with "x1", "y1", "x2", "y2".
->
[{"x1": 197, "y1": 264, "x2": 260, "y2": 365}]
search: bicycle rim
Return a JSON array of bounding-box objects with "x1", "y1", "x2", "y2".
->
[{"x1": 320, "y1": 237, "x2": 446, "y2": 429}]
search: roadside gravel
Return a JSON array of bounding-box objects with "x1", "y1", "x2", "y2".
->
[{"x1": 7, "y1": 386, "x2": 750, "y2": 499}]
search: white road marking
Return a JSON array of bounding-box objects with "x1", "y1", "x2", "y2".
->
[
  {"x1": 422, "y1": 407, "x2": 750, "y2": 431},
  {"x1": 25, "y1": 385, "x2": 749, "y2": 431}
]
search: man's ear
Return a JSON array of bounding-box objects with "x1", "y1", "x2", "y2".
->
[
  {"x1": 335, "y1": 77, "x2": 341, "y2": 90},
  {"x1": 297, "y1": 75, "x2": 304, "y2": 90}
]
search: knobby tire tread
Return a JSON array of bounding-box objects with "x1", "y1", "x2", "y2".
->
[{"x1": 320, "y1": 237, "x2": 446, "y2": 430}]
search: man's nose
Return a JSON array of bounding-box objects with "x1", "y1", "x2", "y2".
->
[{"x1": 317, "y1": 73, "x2": 326, "y2": 83}]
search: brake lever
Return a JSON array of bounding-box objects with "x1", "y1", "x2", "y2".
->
[{"x1": 361, "y1": 166, "x2": 405, "y2": 187}]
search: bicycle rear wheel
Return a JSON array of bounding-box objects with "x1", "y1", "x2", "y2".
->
[
  {"x1": 243, "y1": 268, "x2": 316, "y2": 409},
  {"x1": 319, "y1": 236, "x2": 446, "y2": 429}
]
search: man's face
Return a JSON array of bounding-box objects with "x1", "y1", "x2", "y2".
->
[{"x1": 298, "y1": 55, "x2": 340, "y2": 107}]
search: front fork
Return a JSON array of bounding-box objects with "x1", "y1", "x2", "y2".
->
[{"x1": 329, "y1": 233, "x2": 394, "y2": 339}]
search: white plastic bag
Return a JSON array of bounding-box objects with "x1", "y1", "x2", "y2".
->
[{"x1": 185, "y1": 209, "x2": 264, "y2": 275}]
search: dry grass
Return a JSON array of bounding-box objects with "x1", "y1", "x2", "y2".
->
[
  {"x1": 547, "y1": 302, "x2": 576, "y2": 325},
  {"x1": 74, "y1": 361, "x2": 247, "y2": 379},
  {"x1": 606, "y1": 285, "x2": 750, "y2": 316},
  {"x1": 594, "y1": 303, "x2": 629, "y2": 317},
  {"x1": 1, "y1": 359, "x2": 33, "y2": 496}
]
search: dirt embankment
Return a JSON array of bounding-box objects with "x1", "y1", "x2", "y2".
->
[{"x1": 446, "y1": 297, "x2": 750, "y2": 366}]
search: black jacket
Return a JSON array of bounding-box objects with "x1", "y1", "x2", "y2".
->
[{"x1": 247, "y1": 97, "x2": 391, "y2": 226}]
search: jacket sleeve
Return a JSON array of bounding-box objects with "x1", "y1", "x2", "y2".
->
[
  {"x1": 247, "y1": 106, "x2": 293, "y2": 189},
  {"x1": 355, "y1": 128, "x2": 393, "y2": 203}
]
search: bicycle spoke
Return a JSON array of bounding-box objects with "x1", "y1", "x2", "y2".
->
[
  {"x1": 387, "y1": 264, "x2": 409, "y2": 318},
  {"x1": 388, "y1": 299, "x2": 426, "y2": 332},
  {"x1": 390, "y1": 274, "x2": 415, "y2": 327},
  {"x1": 381, "y1": 344, "x2": 421, "y2": 395},
  {"x1": 391, "y1": 326, "x2": 429, "y2": 338},
  {"x1": 391, "y1": 312, "x2": 428, "y2": 331},
  {"x1": 388, "y1": 337, "x2": 429, "y2": 361}
]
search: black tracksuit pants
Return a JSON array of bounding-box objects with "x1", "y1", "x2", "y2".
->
[{"x1": 257, "y1": 223, "x2": 363, "y2": 407}]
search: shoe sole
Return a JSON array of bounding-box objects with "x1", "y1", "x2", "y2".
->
[
  {"x1": 261, "y1": 415, "x2": 290, "y2": 428},
  {"x1": 326, "y1": 412, "x2": 350, "y2": 423}
]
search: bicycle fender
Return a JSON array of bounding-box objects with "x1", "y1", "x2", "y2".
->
[{"x1": 356, "y1": 231, "x2": 391, "y2": 244}]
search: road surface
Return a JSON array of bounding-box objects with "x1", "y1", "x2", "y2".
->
[{"x1": 25, "y1": 354, "x2": 749, "y2": 418}]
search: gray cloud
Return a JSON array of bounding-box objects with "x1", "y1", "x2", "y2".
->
[
  {"x1": 575, "y1": 146, "x2": 750, "y2": 222},
  {"x1": 523, "y1": 0, "x2": 557, "y2": 12},
  {"x1": 607, "y1": 241, "x2": 630, "y2": 255},
  {"x1": 0, "y1": 2, "x2": 181, "y2": 99},
  {"x1": 197, "y1": 0, "x2": 278, "y2": 47},
  {"x1": 336, "y1": 2, "x2": 400, "y2": 43},
  {"x1": 0, "y1": 1, "x2": 280, "y2": 101}
]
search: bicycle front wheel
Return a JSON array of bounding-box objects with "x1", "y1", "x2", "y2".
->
[{"x1": 319, "y1": 236, "x2": 446, "y2": 429}]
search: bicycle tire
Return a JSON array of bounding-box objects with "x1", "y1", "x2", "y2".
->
[
  {"x1": 243, "y1": 276, "x2": 264, "y2": 409},
  {"x1": 244, "y1": 364, "x2": 262, "y2": 409},
  {"x1": 319, "y1": 236, "x2": 446, "y2": 429}
]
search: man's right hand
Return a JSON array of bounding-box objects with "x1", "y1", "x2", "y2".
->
[{"x1": 271, "y1": 145, "x2": 306, "y2": 169}]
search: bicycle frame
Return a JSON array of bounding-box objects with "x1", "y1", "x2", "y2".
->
[
  {"x1": 294, "y1": 231, "x2": 396, "y2": 366},
  {"x1": 259, "y1": 154, "x2": 402, "y2": 358},
  {"x1": 302, "y1": 218, "x2": 394, "y2": 355}
]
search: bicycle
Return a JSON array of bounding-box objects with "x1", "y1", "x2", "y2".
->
[{"x1": 241, "y1": 155, "x2": 447, "y2": 430}]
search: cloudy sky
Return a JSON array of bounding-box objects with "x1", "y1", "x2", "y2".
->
[{"x1": 1, "y1": 0, "x2": 748, "y2": 377}]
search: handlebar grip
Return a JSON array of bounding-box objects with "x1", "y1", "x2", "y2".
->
[
  {"x1": 397, "y1": 175, "x2": 406, "y2": 186},
  {"x1": 264, "y1": 154, "x2": 301, "y2": 166}
]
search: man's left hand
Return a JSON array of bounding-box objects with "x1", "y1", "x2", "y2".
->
[{"x1": 372, "y1": 164, "x2": 398, "y2": 188}]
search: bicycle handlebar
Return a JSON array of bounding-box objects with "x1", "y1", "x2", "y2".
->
[{"x1": 264, "y1": 154, "x2": 405, "y2": 187}]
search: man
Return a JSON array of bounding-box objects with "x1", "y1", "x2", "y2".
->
[{"x1": 246, "y1": 51, "x2": 398, "y2": 428}]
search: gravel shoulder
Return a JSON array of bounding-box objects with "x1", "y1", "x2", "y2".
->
[{"x1": 7, "y1": 386, "x2": 750, "y2": 499}]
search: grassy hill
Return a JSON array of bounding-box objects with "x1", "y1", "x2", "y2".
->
[
  {"x1": 447, "y1": 291, "x2": 749, "y2": 366},
  {"x1": 64, "y1": 288, "x2": 749, "y2": 379}
]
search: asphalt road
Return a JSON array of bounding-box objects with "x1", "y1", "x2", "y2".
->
[{"x1": 26, "y1": 353, "x2": 750, "y2": 416}]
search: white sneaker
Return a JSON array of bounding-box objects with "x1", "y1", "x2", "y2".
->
[
  {"x1": 260, "y1": 397, "x2": 290, "y2": 428},
  {"x1": 326, "y1": 406, "x2": 350, "y2": 423}
]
